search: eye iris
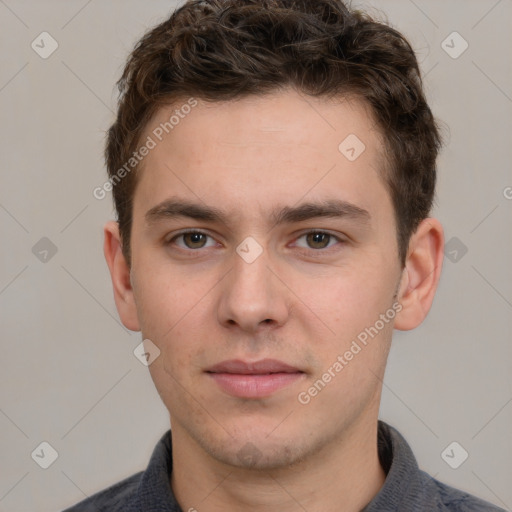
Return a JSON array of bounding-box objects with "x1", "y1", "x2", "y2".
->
[
  {"x1": 184, "y1": 233, "x2": 206, "y2": 249},
  {"x1": 307, "y1": 232, "x2": 329, "y2": 249}
]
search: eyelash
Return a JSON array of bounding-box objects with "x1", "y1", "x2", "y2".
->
[{"x1": 166, "y1": 229, "x2": 345, "y2": 253}]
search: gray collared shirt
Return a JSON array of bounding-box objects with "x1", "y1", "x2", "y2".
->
[{"x1": 62, "y1": 420, "x2": 506, "y2": 511}]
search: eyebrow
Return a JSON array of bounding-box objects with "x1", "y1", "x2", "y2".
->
[{"x1": 144, "y1": 197, "x2": 371, "y2": 228}]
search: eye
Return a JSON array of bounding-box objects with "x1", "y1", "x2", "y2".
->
[
  {"x1": 294, "y1": 231, "x2": 343, "y2": 250},
  {"x1": 168, "y1": 230, "x2": 217, "y2": 250}
]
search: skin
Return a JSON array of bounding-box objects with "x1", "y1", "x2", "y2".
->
[{"x1": 104, "y1": 88, "x2": 444, "y2": 512}]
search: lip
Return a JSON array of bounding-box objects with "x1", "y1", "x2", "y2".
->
[{"x1": 206, "y1": 359, "x2": 305, "y2": 398}]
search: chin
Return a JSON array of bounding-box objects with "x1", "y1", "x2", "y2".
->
[
  {"x1": 208, "y1": 439, "x2": 307, "y2": 470},
  {"x1": 190, "y1": 422, "x2": 314, "y2": 471}
]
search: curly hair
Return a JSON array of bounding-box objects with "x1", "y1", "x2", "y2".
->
[{"x1": 105, "y1": 0, "x2": 441, "y2": 267}]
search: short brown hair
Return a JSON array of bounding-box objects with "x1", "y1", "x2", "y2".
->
[{"x1": 105, "y1": 0, "x2": 441, "y2": 267}]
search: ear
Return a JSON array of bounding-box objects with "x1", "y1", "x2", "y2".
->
[
  {"x1": 394, "y1": 218, "x2": 444, "y2": 331},
  {"x1": 103, "y1": 221, "x2": 141, "y2": 332}
]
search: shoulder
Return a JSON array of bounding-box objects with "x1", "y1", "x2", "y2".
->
[
  {"x1": 375, "y1": 422, "x2": 506, "y2": 512},
  {"x1": 61, "y1": 471, "x2": 143, "y2": 512},
  {"x1": 418, "y1": 470, "x2": 507, "y2": 512},
  {"x1": 61, "y1": 429, "x2": 175, "y2": 511}
]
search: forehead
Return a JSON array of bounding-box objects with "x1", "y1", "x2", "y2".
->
[
  {"x1": 142, "y1": 89, "x2": 383, "y2": 159},
  {"x1": 133, "y1": 89, "x2": 391, "y2": 228}
]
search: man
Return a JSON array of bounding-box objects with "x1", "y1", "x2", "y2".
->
[{"x1": 64, "y1": 0, "x2": 505, "y2": 510}]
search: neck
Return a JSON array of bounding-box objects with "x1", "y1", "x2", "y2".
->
[{"x1": 171, "y1": 416, "x2": 386, "y2": 512}]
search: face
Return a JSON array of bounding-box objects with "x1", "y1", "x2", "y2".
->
[{"x1": 124, "y1": 89, "x2": 405, "y2": 469}]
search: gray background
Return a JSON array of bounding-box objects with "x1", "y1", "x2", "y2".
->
[{"x1": 0, "y1": 1, "x2": 511, "y2": 511}]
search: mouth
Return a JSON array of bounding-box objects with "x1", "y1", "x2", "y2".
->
[{"x1": 205, "y1": 359, "x2": 305, "y2": 398}]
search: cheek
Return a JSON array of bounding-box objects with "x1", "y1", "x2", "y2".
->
[
  {"x1": 137, "y1": 275, "x2": 215, "y2": 372},
  {"x1": 296, "y1": 261, "x2": 393, "y2": 333},
  {"x1": 132, "y1": 259, "x2": 207, "y2": 336}
]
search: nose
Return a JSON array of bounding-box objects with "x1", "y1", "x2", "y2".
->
[{"x1": 216, "y1": 245, "x2": 289, "y2": 334}]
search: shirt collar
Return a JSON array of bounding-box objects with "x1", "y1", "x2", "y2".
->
[
  {"x1": 362, "y1": 420, "x2": 421, "y2": 511},
  {"x1": 135, "y1": 420, "x2": 419, "y2": 511}
]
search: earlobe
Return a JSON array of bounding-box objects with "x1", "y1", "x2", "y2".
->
[
  {"x1": 103, "y1": 221, "x2": 141, "y2": 332},
  {"x1": 394, "y1": 218, "x2": 444, "y2": 331}
]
